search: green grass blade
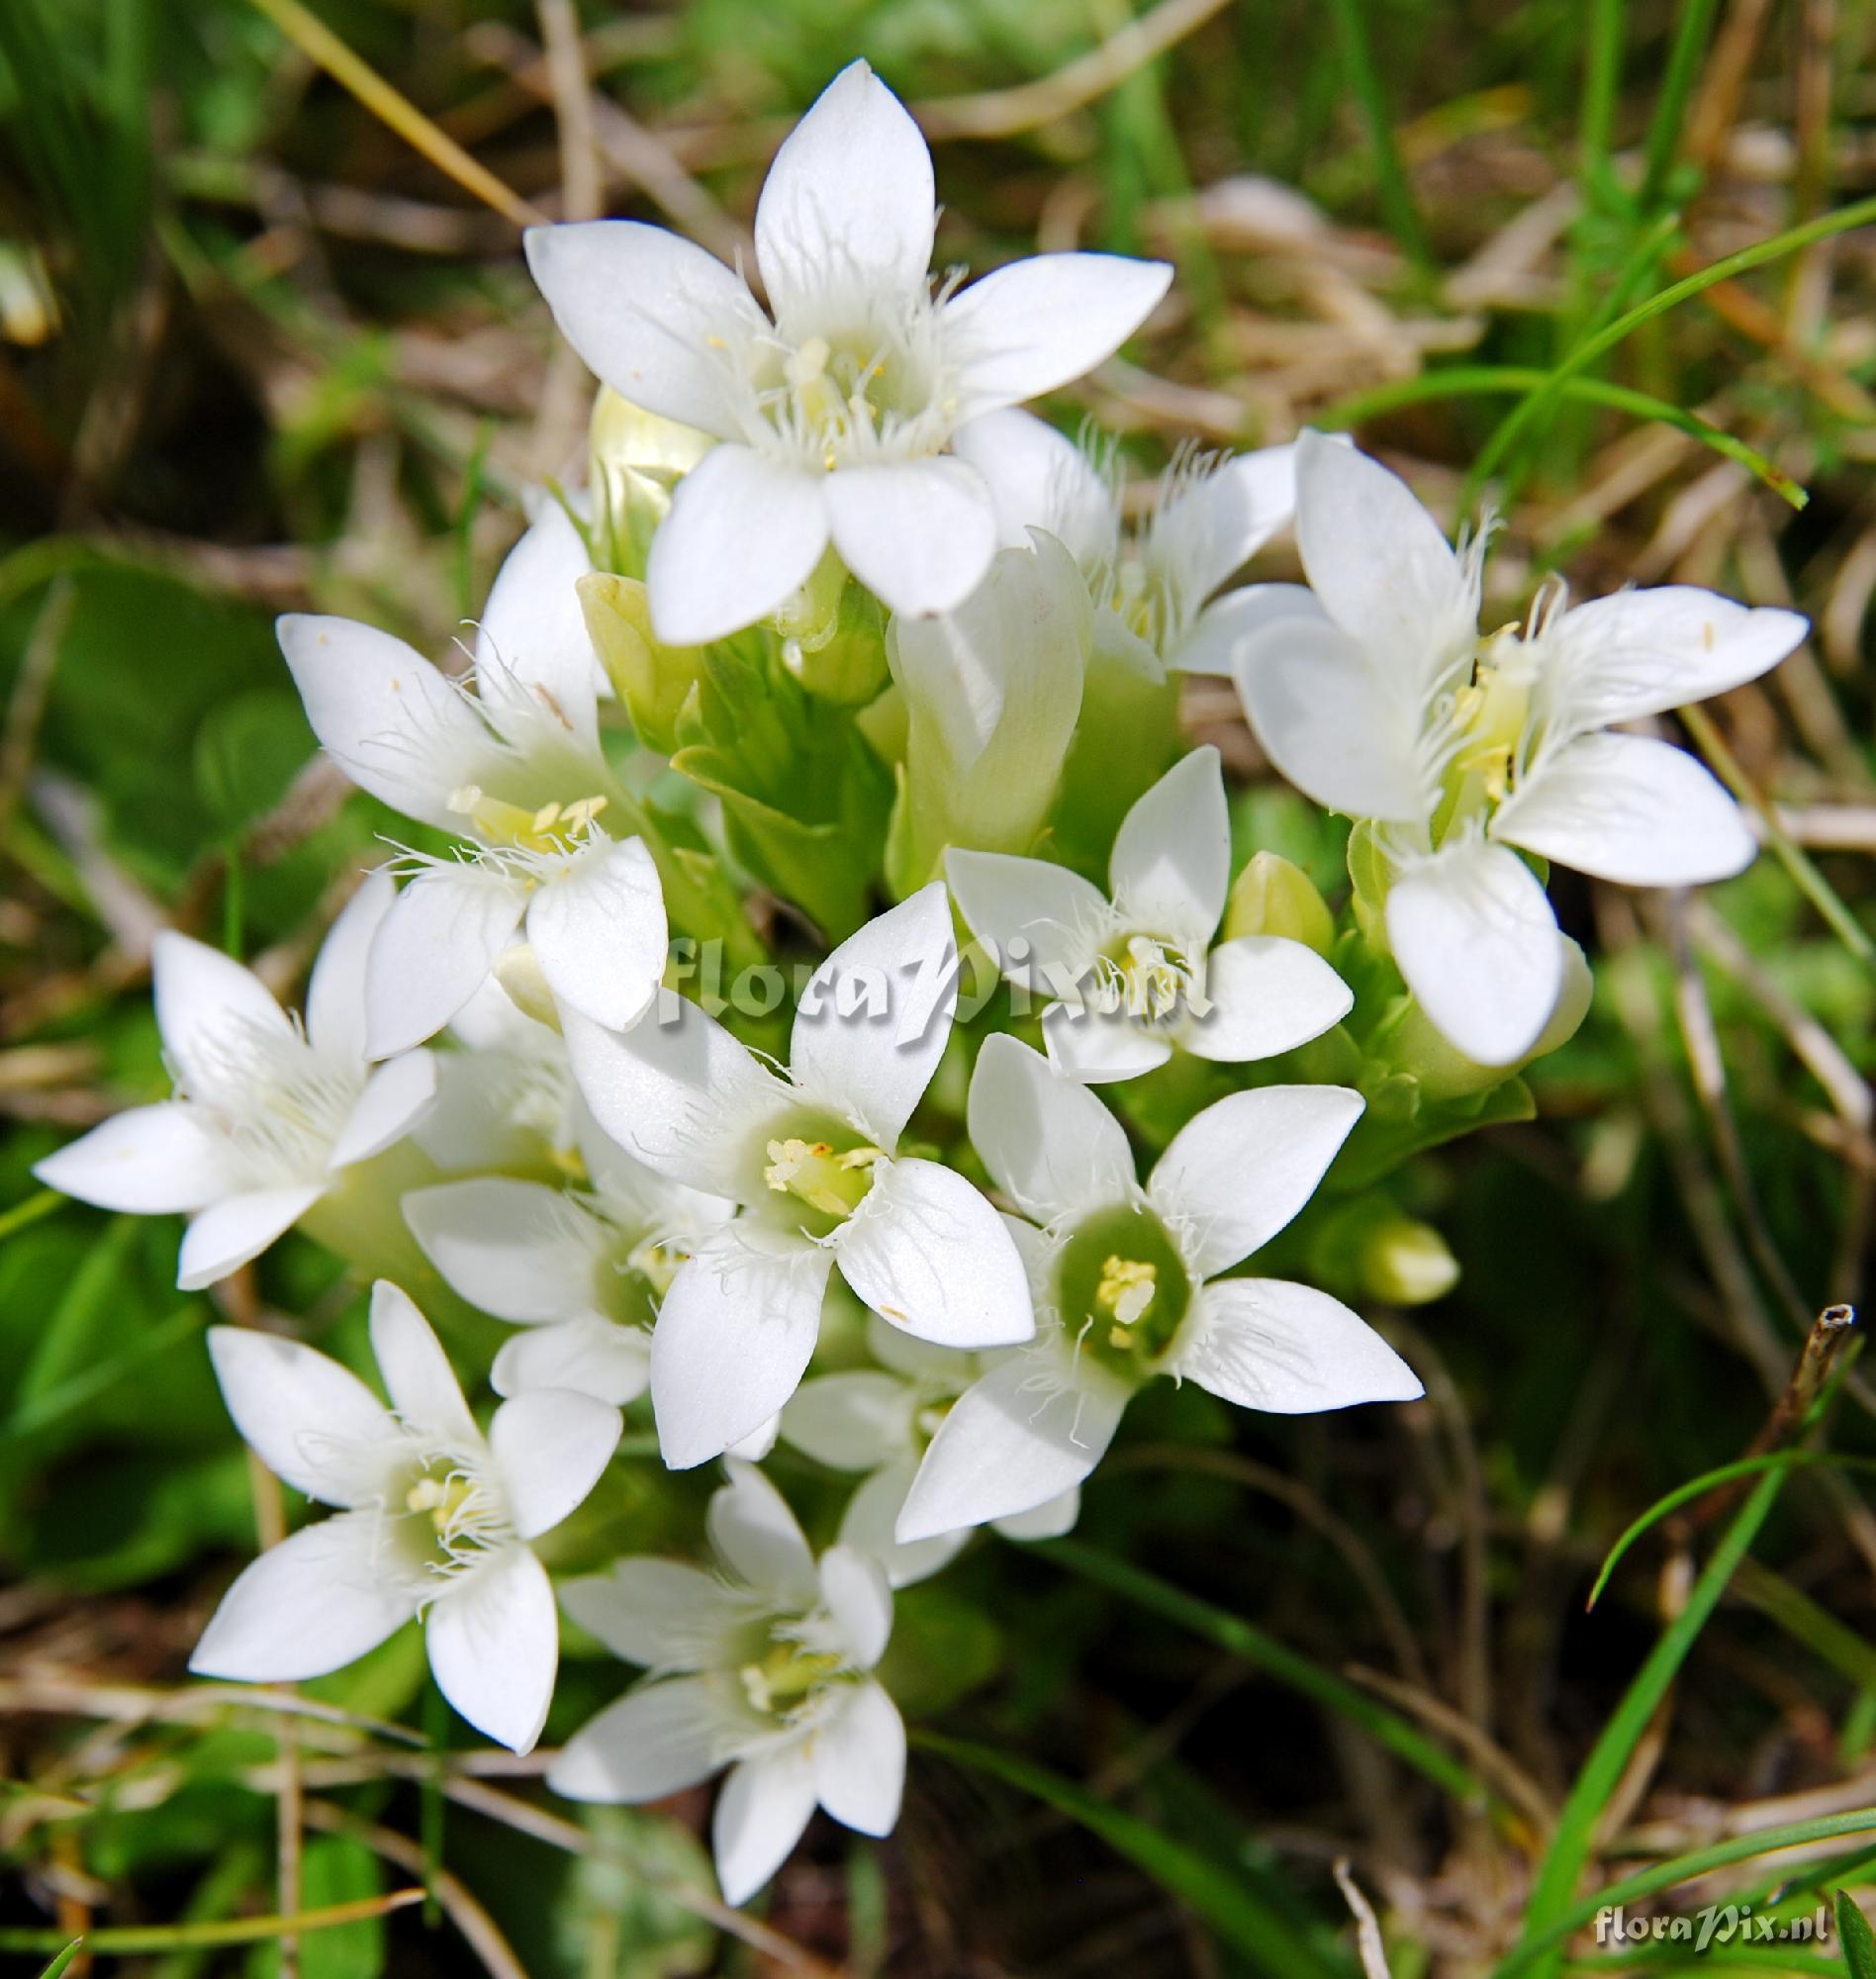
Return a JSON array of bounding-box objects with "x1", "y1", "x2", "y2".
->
[
  {"x1": 1322, "y1": 0, "x2": 1431, "y2": 271},
  {"x1": 36, "y1": 1944, "x2": 84, "y2": 1979},
  {"x1": 914, "y1": 1732, "x2": 1352, "y2": 1979},
  {"x1": 0, "y1": 1891, "x2": 424, "y2": 1955},
  {"x1": 1638, "y1": 0, "x2": 1723, "y2": 211},
  {"x1": 1039, "y1": 1539, "x2": 1497, "y2": 1813},
  {"x1": 1837, "y1": 1890, "x2": 1876, "y2": 1979},
  {"x1": 1507, "y1": 1465, "x2": 1791, "y2": 1976}
]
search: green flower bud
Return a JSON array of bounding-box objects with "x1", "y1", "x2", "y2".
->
[
  {"x1": 1383, "y1": 936, "x2": 1593, "y2": 1098},
  {"x1": 1223, "y1": 850, "x2": 1336, "y2": 955},
  {"x1": 577, "y1": 571, "x2": 704, "y2": 755},
  {"x1": 588, "y1": 388, "x2": 713, "y2": 578},
  {"x1": 776, "y1": 550, "x2": 890, "y2": 706},
  {"x1": 1360, "y1": 1215, "x2": 1459, "y2": 1306}
]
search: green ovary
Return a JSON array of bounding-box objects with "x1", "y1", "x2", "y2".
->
[{"x1": 1054, "y1": 1201, "x2": 1193, "y2": 1382}]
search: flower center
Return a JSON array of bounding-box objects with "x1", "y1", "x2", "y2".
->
[
  {"x1": 756, "y1": 1108, "x2": 886, "y2": 1236},
  {"x1": 1055, "y1": 1202, "x2": 1192, "y2": 1380},
  {"x1": 447, "y1": 787, "x2": 609, "y2": 853},
  {"x1": 625, "y1": 1233, "x2": 692, "y2": 1298},
  {"x1": 173, "y1": 1015, "x2": 362, "y2": 1187},
  {"x1": 1089, "y1": 934, "x2": 1207, "y2": 1027},
  {"x1": 390, "y1": 1450, "x2": 510, "y2": 1588},
  {"x1": 738, "y1": 1641, "x2": 846, "y2": 1717}
]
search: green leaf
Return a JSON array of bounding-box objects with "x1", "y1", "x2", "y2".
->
[
  {"x1": 1836, "y1": 1890, "x2": 1876, "y2": 1979},
  {"x1": 35, "y1": 1941, "x2": 84, "y2": 1979},
  {"x1": 299, "y1": 1837, "x2": 386, "y2": 1979}
]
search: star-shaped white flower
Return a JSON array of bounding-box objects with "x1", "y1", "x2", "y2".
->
[
  {"x1": 895, "y1": 1037, "x2": 1421, "y2": 1543},
  {"x1": 782, "y1": 1314, "x2": 1080, "y2": 1588},
  {"x1": 34, "y1": 874, "x2": 437, "y2": 1290},
  {"x1": 411, "y1": 977, "x2": 583, "y2": 1177},
  {"x1": 406, "y1": 1098, "x2": 737, "y2": 1405},
  {"x1": 190, "y1": 1281, "x2": 621, "y2": 1754},
  {"x1": 524, "y1": 61, "x2": 1171, "y2": 644},
  {"x1": 947, "y1": 745, "x2": 1352, "y2": 1084},
  {"x1": 563, "y1": 884, "x2": 1035, "y2": 1469},
  {"x1": 1232, "y1": 432, "x2": 1807, "y2": 1065},
  {"x1": 954, "y1": 408, "x2": 1298, "y2": 675},
  {"x1": 279, "y1": 499, "x2": 667, "y2": 1058},
  {"x1": 550, "y1": 1460, "x2": 903, "y2": 1907}
]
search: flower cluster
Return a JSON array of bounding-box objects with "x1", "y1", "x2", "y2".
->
[{"x1": 37, "y1": 60, "x2": 1800, "y2": 1907}]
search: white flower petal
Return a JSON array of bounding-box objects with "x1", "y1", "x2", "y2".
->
[
  {"x1": 305, "y1": 870, "x2": 397, "y2": 1061},
  {"x1": 563, "y1": 997, "x2": 790, "y2": 1201},
  {"x1": 950, "y1": 408, "x2": 1115, "y2": 565},
  {"x1": 476, "y1": 500, "x2": 600, "y2": 753},
  {"x1": 713, "y1": 1746, "x2": 819, "y2": 1906},
  {"x1": 328, "y1": 1050, "x2": 436, "y2": 1170},
  {"x1": 1148, "y1": 1084, "x2": 1363, "y2": 1279},
  {"x1": 824, "y1": 458, "x2": 1000, "y2": 620},
  {"x1": 206, "y1": 1325, "x2": 396, "y2": 1505},
  {"x1": 525, "y1": 835, "x2": 668, "y2": 1034},
  {"x1": 364, "y1": 866, "x2": 527, "y2": 1059},
  {"x1": 834, "y1": 1157, "x2": 1034, "y2": 1351},
  {"x1": 966, "y1": 1034, "x2": 1136, "y2": 1226},
  {"x1": 368, "y1": 1279, "x2": 479, "y2": 1443},
  {"x1": 1155, "y1": 443, "x2": 1297, "y2": 601},
  {"x1": 575, "y1": 1097, "x2": 737, "y2": 1236},
  {"x1": 754, "y1": 60, "x2": 935, "y2": 319},
  {"x1": 947, "y1": 253, "x2": 1172, "y2": 418},
  {"x1": 1171, "y1": 1278, "x2": 1423, "y2": 1414},
  {"x1": 153, "y1": 931, "x2": 293, "y2": 1095},
  {"x1": 944, "y1": 847, "x2": 1107, "y2": 988},
  {"x1": 1168, "y1": 581, "x2": 1324, "y2": 677},
  {"x1": 1292, "y1": 430, "x2": 1474, "y2": 688},
  {"x1": 189, "y1": 1515, "x2": 415, "y2": 1682},
  {"x1": 650, "y1": 1232, "x2": 832, "y2": 1468},
  {"x1": 490, "y1": 1388, "x2": 621, "y2": 1540},
  {"x1": 34, "y1": 1102, "x2": 229, "y2": 1214},
  {"x1": 791, "y1": 882, "x2": 955, "y2": 1150},
  {"x1": 866, "y1": 1309, "x2": 977, "y2": 1384},
  {"x1": 895, "y1": 1347, "x2": 1129, "y2": 1542},
  {"x1": 647, "y1": 445, "x2": 829, "y2": 646},
  {"x1": 1175, "y1": 935, "x2": 1352, "y2": 1064},
  {"x1": 1039, "y1": 1002, "x2": 1173, "y2": 1085},
  {"x1": 817, "y1": 1545, "x2": 893, "y2": 1669},
  {"x1": 992, "y1": 1485, "x2": 1080, "y2": 1542},
  {"x1": 492, "y1": 1316, "x2": 651, "y2": 1405},
  {"x1": 1491, "y1": 731, "x2": 1755, "y2": 887},
  {"x1": 781, "y1": 1372, "x2": 917, "y2": 1470},
  {"x1": 836, "y1": 1459, "x2": 968, "y2": 1588},
  {"x1": 1547, "y1": 588, "x2": 1808, "y2": 727},
  {"x1": 1233, "y1": 609, "x2": 1430, "y2": 822},
  {"x1": 708, "y1": 1456, "x2": 819, "y2": 1606},
  {"x1": 277, "y1": 614, "x2": 498, "y2": 831},
  {"x1": 1109, "y1": 745, "x2": 1231, "y2": 940},
  {"x1": 812, "y1": 1679, "x2": 905, "y2": 1836},
  {"x1": 523, "y1": 220, "x2": 751, "y2": 436},
  {"x1": 549, "y1": 1674, "x2": 740, "y2": 1802},
  {"x1": 561, "y1": 1560, "x2": 760, "y2": 1671},
  {"x1": 178, "y1": 1185, "x2": 323, "y2": 1291},
  {"x1": 406, "y1": 1178, "x2": 613, "y2": 1326},
  {"x1": 727, "y1": 1414, "x2": 780, "y2": 1461},
  {"x1": 1385, "y1": 840, "x2": 1563, "y2": 1067},
  {"x1": 426, "y1": 1545, "x2": 560, "y2": 1754}
]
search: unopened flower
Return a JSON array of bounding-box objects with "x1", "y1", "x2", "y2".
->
[
  {"x1": 550, "y1": 1460, "x2": 903, "y2": 1905},
  {"x1": 955, "y1": 409, "x2": 1297, "y2": 674},
  {"x1": 1233, "y1": 433, "x2": 1806, "y2": 1065},
  {"x1": 280, "y1": 500, "x2": 667, "y2": 1057},
  {"x1": 406, "y1": 1100, "x2": 736, "y2": 1404},
  {"x1": 947, "y1": 746, "x2": 1351, "y2": 1084},
  {"x1": 564, "y1": 884, "x2": 1034, "y2": 1468},
  {"x1": 896, "y1": 1037, "x2": 1420, "y2": 1542},
  {"x1": 191, "y1": 1281, "x2": 621, "y2": 1753},
  {"x1": 782, "y1": 1315, "x2": 1079, "y2": 1586},
  {"x1": 524, "y1": 61, "x2": 1171, "y2": 643},
  {"x1": 34, "y1": 874, "x2": 436, "y2": 1289}
]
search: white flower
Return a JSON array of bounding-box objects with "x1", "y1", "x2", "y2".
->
[
  {"x1": 406, "y1": 1098, "x2": 736, "y2": 1405},
  {"x1": 947, "y1": 746, "x2": 1351, "y2": 1084},
  {"x1": 895, "y1": 1037, "x2": 1421, "y2": 1542},
  {"x1": 412, "y1": 976, "x2": 582, "y2": 1176},
  {"x1": 523, "y1": 60, "x2": 1171, "y2": 644},
  {"x1": 954, "y1": 408, "x2": 1298, "y2": 675},
  {"x1": 783, "y1": 1314, "x2": 1080, "y2": 1587},
  {"x1": 1233, "y1": 432, "x2": 1807, "y2": 1065},
  {"x1": 34, "y1": 874, "x2": 437, "y2": 1290},
  {"x1": 279, "y1": 499, "x2": 667, "y2": 1058},
  {"x1": 563, "y1": 884, "x2": 1035, "y2": 1468},
  {"x1": 190, "y1": 1281, "x2": 621, "y2": 1754},
  {"x1": 549, "y1": 1460, "x2": 903, "y2": 1906}
]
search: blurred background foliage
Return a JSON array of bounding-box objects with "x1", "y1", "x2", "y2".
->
[{"x1": 3, "y1": 0, "x2": 1876, "y2": 1973}]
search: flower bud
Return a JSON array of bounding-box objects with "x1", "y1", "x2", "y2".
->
[
  {"x1": 1223, "y1": 850, "x2": 1336, "y2": 955},
  {"x1": 885, "y1": 531, "x2": 1090, "y2": 895},
  {"x1": 1383, "y1": 936, "x2": 1593, "y2": 1098},
  {"x1": 578, "y1": 571, "x2": 704, "y2": 755},
  {"x1": 777, "y1": 552, "x2": 890, "y2": 705},
  {"x1": 492, "y1": 943, "x2": 561, "y2": 1032},
  {"x1": 588, "y1": 388, "x2": 713, "y2": 578},
  {"x1": 1359, "y1": 1214, "x2": 1459, "y2": 1305}
]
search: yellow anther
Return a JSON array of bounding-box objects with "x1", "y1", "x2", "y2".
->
[
  {"x1": 627, "y1": 1234, "x2": 690, "y2": 1297},
  {"x1": 447, "y1": 786, "x2": 609, "y2": 851},
  {"x1": 1096, "y1": 1256, "x2": 1159, "y2": 1330},
  {"x1": 763, "y1": 1137, "x2": 882, "y2": 1219},
  {"x1": 739, "y1": 1645, "x2": 843, "y2": 1716},
  {"x1": 405, "y1": 1473, "x2": 472, "y2": 1533}
]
